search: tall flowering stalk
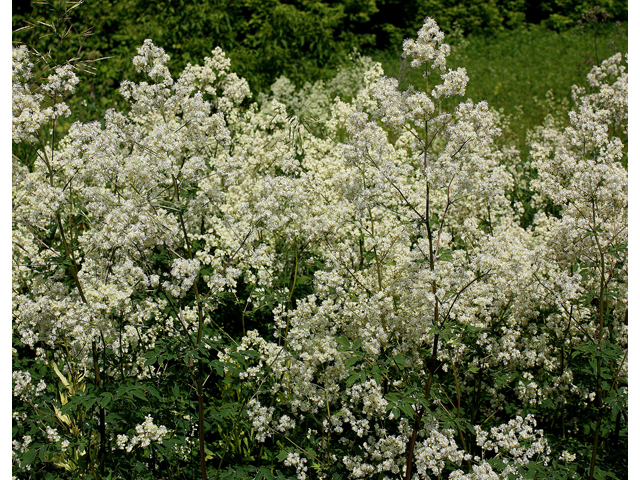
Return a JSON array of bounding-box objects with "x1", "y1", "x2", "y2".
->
[
  {"x1": 233, "y1": 17, "x2": 550, "y2": 479},
  {"x1": 529, "y1": 52, "x2": 627, "y2": 480}
]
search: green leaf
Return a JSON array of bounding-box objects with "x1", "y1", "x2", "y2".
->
[
  {"x1": 133, "y1": 390, "x2": 148, "y2": 402},
  {"x1": 23, "y1": 448, "x2": 37, "y2": 465},
  {"x1": 346, "y1": 373, "x2": 361, "y2": 387},
  {"x1": 100, "y1": 392, "x2": 113, "y2": 408},
  {"x1": 83, "y1": 395, "x2": 99, "y2": 409},
  {"x1": 204, "y1": 446, "x2": 215, "y2": 461},
  {"x1": 399, "y1": 402, "x2": 414, "y2": 417},
  {"x1": 393, "y1": 354, "x2": 406, "y2": 366},
  {"x1": 145, "y1": 385, "x2": 162, "y2": 400},
  {"x1": 345, "y1": 357, "x2": 359, "y2": 368},
  {"x1": 39, "y1": 445, "x2": 47, "y2": 461},
  {"x1": 143, "y1": 352, "x2": 158, "y2": 367},
  {"x1": 258, "y1": 466, "x2": 276, "y2": 480}
]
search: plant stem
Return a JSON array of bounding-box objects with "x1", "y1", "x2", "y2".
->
[
  {"x1": 405, "y1": 404, "x2": 425, "y2": 480},
  {"x1": 197, "y1": 373, "x2": 207, "y2": 480},
  {"x1": 588, "y1": 200, "x2": 607, "y2": 480}
]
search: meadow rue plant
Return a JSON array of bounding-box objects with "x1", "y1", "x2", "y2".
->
[
  {"x1": 12, "y1": 16, "x2": 626, "y2": 480},
  {"x1": 12, "y1": 45, "x2": 79, "y2": 144}
]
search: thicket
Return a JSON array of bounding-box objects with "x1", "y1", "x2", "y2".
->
[
  {"x1": 12, "y1": 0, "x2": 627, "y2": 97},
  {"x1": 12, "y1": 4, "x2": 627, "y2": 480}
]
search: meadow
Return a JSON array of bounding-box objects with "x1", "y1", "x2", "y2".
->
[
  {"x1": 12, "y1": 2, "x2": 627, "y2": 479},
  {"x1": 376, "y1": 21, "x2": 628, "y2": 145}
]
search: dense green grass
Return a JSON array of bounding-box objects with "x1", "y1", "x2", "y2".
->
[{"x1": 373, "y1": 22, "x2": 628, "y2": 147}]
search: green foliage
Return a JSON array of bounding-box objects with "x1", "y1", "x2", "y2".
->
[
  {"x1": 364, "y1": 0, "x2": 627, "y2": 47},
  {"x1": 12, "y1": 0, "x2": 378, "y2": 101},
  {"x1": 531, "y1": 0, "x2": 627, "y2": 27},
  {"x1": 12, "y1": 0, "x2": 628, "y2": 117}
]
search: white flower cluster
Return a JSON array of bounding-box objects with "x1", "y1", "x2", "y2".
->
[
  {"x1": 12, "y1": 38, "x2": 256, "y2": 372},
  {"x1": 413, "y1": 427, "x2": 468, "y2": 477},
  {"x1": 162, "y1": 258, "x2": 201, "y2": 298},
  {"x1": 246, "y1": 398, "x2": 275, "y2": 442},
  {"x1": 275, "y1": 414, "x2": 296, "y2": 433},
  {"x1": 116, "y1": 415, "x2": 169, "y2": 452},
  {"x1": 402, "y1": 17, "x2": 450, "y2": 72},
  {"x1": 12, "y1": 46, "x2": 78, "y2": 143},
  {"x1": 12, "y1": 435, "x2": 33, "y2": 472},
  {"x1": 12, "y1": 370, "x2": 46, "y2": 402},
  {"x1": 260, "y1": 51, "x2": 377, "y2": 125},
  {"x1": 474, "y1": 415, "x2": 550, "y2": 466},
  {"x1": 559, "y1": 450, "x2": 576, "y2": 463},
  {"x1": 283, "y1": 452, "x2": 309, "y2": 480},
  {"x1": 45, "y1": 426, "x2": 61, "y2": 443},
  {"x1": 42, "y1": 64, "x2": 80, "y2": 95}
]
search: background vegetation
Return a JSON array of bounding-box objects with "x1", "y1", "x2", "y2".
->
[{"x1": 12, "y1": 0, "x2": 627, "y2": 106}]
